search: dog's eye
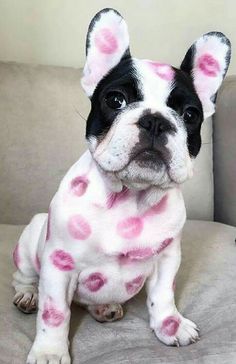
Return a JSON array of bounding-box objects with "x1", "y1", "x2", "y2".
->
[
  {"x1": 183, "y1": 107, "x2": 200, "y2": 124},
  {"x1": 105, "y1": 91, "x2": 127, "y2": 110}
]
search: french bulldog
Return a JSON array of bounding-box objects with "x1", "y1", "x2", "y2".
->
[{"x1": 12, "y1": 8, "x2": 231, "y2": 364}]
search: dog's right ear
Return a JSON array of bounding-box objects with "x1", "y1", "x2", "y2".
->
[{"x1": 81, "y1": 8, "x2": 130, "y2": 98}]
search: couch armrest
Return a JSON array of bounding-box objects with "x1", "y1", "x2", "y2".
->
[{"x1": 213, "y1": 76, "x2": 236, "y2": 227}]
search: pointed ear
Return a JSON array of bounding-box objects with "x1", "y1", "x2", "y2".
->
[
  {"x1": 81, "y1": 8, "x2": 130, "y2": 97},
  {"x1": 181, "y1": 32, "x2": 231, "y2": 118}
]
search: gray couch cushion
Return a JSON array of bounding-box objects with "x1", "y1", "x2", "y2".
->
[
  {"x1": 214, "y1": 76, "x2": 236, "y2": 227},
  {"x1": 0, "y1": 61, "x2": 213, "y2": 224},
  {"x1": 1, "y1": 220, "x2": 236, "y2": 364}
]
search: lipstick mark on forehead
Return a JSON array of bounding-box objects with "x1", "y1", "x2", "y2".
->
[
  {"x1": 94, "y1": 28, "x2": 118, "y2": 54},
  {"x1": 197, "y1": 53, "x2": 220, "y2": 77},
  {"x1": 145, "y1": 61, "x2": 174, "y2": 81}
]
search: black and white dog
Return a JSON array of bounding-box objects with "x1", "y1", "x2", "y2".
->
[{"x1": 12, "y1": 8, "x2": 231, "y2": 364}]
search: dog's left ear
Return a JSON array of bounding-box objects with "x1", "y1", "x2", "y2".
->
[
  {"x1": 81, "y1": 8, "x2": 130, "y2": 98},
  {"x1": 181, "y1": 32, "x2": 231, "y2": 118}
]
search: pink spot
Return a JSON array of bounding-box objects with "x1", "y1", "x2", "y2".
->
[
  {"x1": 198, "y1": 53, "x2": 220, "y2": 77},
  {"x1": 68, "y1": 214, "x2": 91, "y2": 240},
  {"x1": 46, "y1": 208, "x2": 51, "y2": 241},
  {"x1": 83, "y1": 272, "x2": 107, "y2": 292},
  {"x1": 118, "y1": 247, "x2": 154, "y2": 264},
  {"x1": 161, "y1": 316, "x2": 180, "y2": 336},
  {"x1": 94, "y1": 28, "x2": 118, "y2": 54},
  {"x1": 143, "y1": 194, "x2": 168, "y2": 218},
  {"x1": 13, "y1": 243, "x2": 20, "y2": 269},
  {"x1": 70, "y1": 176, "x2": 89, "y2": 197},
  {"x1": 125, "y1": 275, "x2": 145, "y2": 295},
  {"x1": 35, "y1": 254, "x2": 41, "y2": 273},
  {"x1": 107, "y1": 187, "x2": 130, "y2": 209},
  {"x1": 117, "y1": 217, "x2": 143, "y2": 239},
  {"x1": 146, "y1": 61, "x2": 174, "y2": 81},
  {"x1": 50, "y1": 249, "x2": 75, "y2": 271},
  {"x1": 42, "y1": 298, "x2": 65, "y2": 327},
  {"x1": 156, "y1": 238, "x2": 173, "y2": 254}
]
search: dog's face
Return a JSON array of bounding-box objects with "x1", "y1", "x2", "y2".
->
[{"x1": 81, "y1": 8, "x2": 231, "y2": 190}]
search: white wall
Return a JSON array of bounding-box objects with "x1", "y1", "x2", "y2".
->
[{"x1": 0, "y1": 0, "x2": 235, "y2": 74}]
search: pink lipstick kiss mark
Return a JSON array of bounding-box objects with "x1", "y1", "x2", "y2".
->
[
  {"x1": 161, "y1": 316, "x2": 180, "y2": 336},
  {"x1": 143, "y1": 194, "x2": 168, "y2": 218},
  {"x1": 198, "y1": 53, "x2": 220, "y2": 77},
  {"x1": 156, "y1": 238, "x2": 173, "y2": 254},
  {"x1": 146, "y1": 61, "x2": 174, "y2": 81},
  {"x1": 50, "y1": 249, "x2": 75, "y2": 271},
  {"x1": 70, "y1": 176, "x2": 89, "y2": 197},
  {"x1": 107, "y1": 187, "x2": 130, "y2": 209},
  {"x1": 35, "y1": 254, "x2": 41, "y2": 273},
  {"x1": 117, "y1": 216, "x2": 143, "y2": 239},
  {"x1": 125, "y1": 275, "x2": 145, "y2": 295},
  {"x1": 13, "y1": 243, "x2": 20, "y2": 269},
  {"x1": 42, "y1": 298, "x2": 65, "y2": 327},
  {"x1": 83, "y1": 272, "x2": 107, "y2": 292},
  {"x1": 68, "y1": 214, "x2": 91, "y2": 240},
  {"x1": 118, "y1": 247, "x2": 154, "y2": 264},
  {"x1": 94, "y1": 28, "x2": 118, "y2": 54},
  {"x1": 46, "y1": 208, "x2": 51, "y2": 241}
]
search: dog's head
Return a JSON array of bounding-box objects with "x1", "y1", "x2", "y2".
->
[{"x1": 81, "y1": 8, "x2": 231, "y2": 190}]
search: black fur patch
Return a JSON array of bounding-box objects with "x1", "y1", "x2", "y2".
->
[
  {"x1": 86, "y1": 57, "x2": 143, "y2": 139},
  {"x1": 167, "y1": 69, "x2": 204, "y2": 157}
]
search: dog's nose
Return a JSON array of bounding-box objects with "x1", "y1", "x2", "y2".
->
[{"x1": 138, "y1": 113, "x2": 174, "y2": 136}]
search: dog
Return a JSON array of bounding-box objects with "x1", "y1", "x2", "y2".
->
[{"x1": 12, "y1": 8, "x2": 231, "y2": 364}]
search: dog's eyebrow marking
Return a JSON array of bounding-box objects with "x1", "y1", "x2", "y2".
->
[
  {"x1": 197, "y1": 53, "x2": 220, "y2": 77},
  {"x1": 50, "y1": 249, "x2": 75, "y2": 271},
  {"x1": 161, "y1": 316, "x2": 180, "y2": 336},
  {"x1": 68, "y1": 214, "x2": 91, "y2": 240},
  {"x1": 125, "y1": 275, "x2": 145, "y2": 295},
  {"x1": 42, "y1": 298, "x2": 65, "y2": 327},
  {"x1": 13, "y1": 242, "x2": 20, "y2": 269},
  {"x1": 70, "y1": 176, "x2": 89, "y2": 197},
  {"x1": 82, "y1": 272, "x2": 107, "y2": 292},
  {"x1": 145, "y1": 60, "x2": 174, "y2": 81},
  {"x1": 94, "y1": 28, "x2": 118, "y2": 54}
]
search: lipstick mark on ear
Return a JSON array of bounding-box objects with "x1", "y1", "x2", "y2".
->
[
  {"x1": 197, "y1": 54, "x2": 220, "y2": 77},
  {"x1": 94, "y1": 28, "x2": 118, "y2": 54}
]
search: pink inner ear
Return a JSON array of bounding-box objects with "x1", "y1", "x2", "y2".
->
[
  {"x1": 94, "y1": 28, "x2": 118, "y2": 54},
  {"x1": 145, "y1": 61, "x2": 174, "y2": 81},
  {"x1": 197, "y1": 53, "x2": 220, "y2": 77}
]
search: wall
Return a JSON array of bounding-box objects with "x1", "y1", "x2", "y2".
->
[{"x1": 0, "y1": 0, "x2": 235, "y2": 73}]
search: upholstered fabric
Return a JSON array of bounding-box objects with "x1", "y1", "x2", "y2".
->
[
  {"x1": 0, "y1": 61, "x2": 213, "y2": 224},
  {"x1": 213, "y1": 76, "x2": 236, "y2": 226},
  {"x1": 0, "y1": 220, "x2": 236, "y2": 364}
]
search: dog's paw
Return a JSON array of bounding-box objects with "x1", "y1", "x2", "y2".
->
[
  {"x1": 87, "y1": 303, "x2": 124, "y2": 322},
  {"x1": 14, "y1": 291, "x2": 38, "y2": 314},
  {"x1": 27, "y1": 349, "x2": 71, "y2": 364},
  {"x1": 153, "y1": 315, "x2": 200, "y2": 346}
]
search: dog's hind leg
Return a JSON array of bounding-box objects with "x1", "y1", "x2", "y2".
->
[{"x1": 12, "y1": 213, "x2": 47, "y2": 314}]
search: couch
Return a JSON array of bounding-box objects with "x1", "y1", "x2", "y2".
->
[{"x1": 0, "y1": 61, "x2": 236, "y2": 364}]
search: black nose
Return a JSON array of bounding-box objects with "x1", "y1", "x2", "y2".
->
[{"x1": 138, "y1": 113, "x2": 175, "y2": 136}]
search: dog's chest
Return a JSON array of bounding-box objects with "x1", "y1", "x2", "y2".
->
[{"x1": 48, "y1": 152, "x2": 186, "y2": 304}]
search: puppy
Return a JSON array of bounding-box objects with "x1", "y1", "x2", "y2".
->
[{"x1": 12, "y1": 8, "x2": 231, "y2": 364}]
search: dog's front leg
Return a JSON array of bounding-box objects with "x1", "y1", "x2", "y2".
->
[
  {"x1": 146, "y1": 235, "x2": 199, "y2": 346},
  {"x1": 27, "y1": 259, "x2": 78, "y2": 364}
]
